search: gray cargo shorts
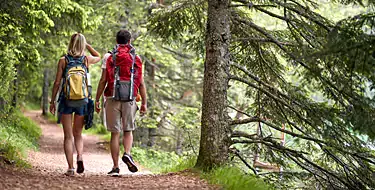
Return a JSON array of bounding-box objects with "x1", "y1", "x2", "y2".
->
[{"x1": 105, "y1": 98, "x2": 137, "y2": 132}]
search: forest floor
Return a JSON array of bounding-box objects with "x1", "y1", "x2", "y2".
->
[{"x1": 0, "y1": 110, "x2": 218, "y2": 190}]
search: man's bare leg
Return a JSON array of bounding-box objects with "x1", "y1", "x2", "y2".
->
[
  {"x1": 122, "y1": 131, "x2": 138, "y2": 172},
  {"x1": 123, "y1": 131, "x2": 133, "y2": 155},
  {"x1": 110, "y1": 132, "x2": 120, "y2": 168}
]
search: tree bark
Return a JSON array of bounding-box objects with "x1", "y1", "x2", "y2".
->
[
  {"x1": 42, "y1": 68, "x2": 49, "y2": 115},
  {"x1": 0, "y1": 97, "x2": 5, "y2": 112},
  {"x1": 195, "y1": 0, "x2": 232, "y2": 169},
  {"x1": 11, "y1": 64, "x2": 20, "y2": 109},
  {"x1": 175, "y1": 127, "x2": 183, "y2": 155},
  {"x1": 147, "y1": 59, "x2": 156, "y2": 147}
]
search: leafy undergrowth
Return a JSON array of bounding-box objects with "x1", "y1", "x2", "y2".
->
[
  {"x1": 24, "y1": 101, "x2": 55, "y2": 123},
  {"x1": 85, "y1": 125, "x2": 196, "y2": 173},
  {"x1": 202, "y1": 166, "x2": 272, "y2": 190},
  {"x1": 86, "y1": 126, "x2": 272, "y2": 189},
  {"x1": 84, "y1": 124, "x2": 111, "y2": 140},
  {"x1": 43, "y1": 112, "x2": 57, "y2": 123},
  {"x1": 23, "y1": 101, "x2": 40, "y2": 111},
  {"x1": 131, "y1": 147, "x2": 196, "y2": 173},
  {"x1": 0, "y1": 111, "x2": 42, "y2": 167},
  {"x1": 125, "y1": 146, "x2": 273, "y2": 189}
]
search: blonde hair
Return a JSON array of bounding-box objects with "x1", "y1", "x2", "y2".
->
[{"x1": 68, "y1": 33, "x2": 86, "y2": 57}]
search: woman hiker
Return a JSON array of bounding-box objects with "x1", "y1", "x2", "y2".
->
[{"x1": 50, "y1": 33, "x2": 101, "y2": 176}]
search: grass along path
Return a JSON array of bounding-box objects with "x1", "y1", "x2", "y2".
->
[{"x1": 0, "y1": 110, "x2": 217, "y2": 190}]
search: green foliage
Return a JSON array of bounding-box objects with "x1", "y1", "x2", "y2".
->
[
  {"x1": 149, "y1": 0, "x2": 375, "y2": 189},
  {"x1": 148, "y1": 0, "x2": 207, "y2": 54},
  {"x1": 131, "y1": 146, "x2": 182, "y2": 173},
  {"x1": 163, "y1": 156, "x2": 197, "y2": 173},
  {"x1": 24, "y1": 101, "x2": 41, "y2": 111},
  {"x1": 0, "y1": 111, "x2": 41, "y2": 167},
  {"x1": 84, "y1": 126, "x2": 196, "y2": 173},
  {"x1": 202, "y1": 166, "x2": 272, "y2": 190},
  {"x1": 131, "y1": 146, "x2": 198, "y2": 174},
  {"x1": 85, "y1": 124, "x2": 109, "y2": 135},
  {"x1": 0, "y1": 0, "x2": 100, "y2": 113},
  {"x1": 43, "y1": 113, "x2": 57, "y2": 123}
]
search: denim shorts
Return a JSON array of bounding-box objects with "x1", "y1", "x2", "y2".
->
[{"x1": 61, "y1": 105, "x2": 86, "y2": 115}]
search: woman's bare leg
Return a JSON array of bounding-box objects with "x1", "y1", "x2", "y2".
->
[
  {"x1": 61, "y1": 114, "x2": 74, "y2": 169},
  {"x1": 73, "y1": 114, "x2": 85, "y2": 161}
]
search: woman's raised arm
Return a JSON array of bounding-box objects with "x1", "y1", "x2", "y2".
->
[{"x1": 86, "y1": 44, "x2": 101, "y2": 65}]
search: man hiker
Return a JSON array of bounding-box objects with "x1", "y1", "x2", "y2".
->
[{"x1": 95, "y1": 30, "x2": 147, "y2": 176}]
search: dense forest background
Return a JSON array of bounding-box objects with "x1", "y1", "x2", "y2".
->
[{"x1": 1, "y1": 0, "x2": 375, "y2": 189}]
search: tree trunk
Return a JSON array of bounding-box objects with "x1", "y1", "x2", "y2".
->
[
  {"x1": 0, "y1": 98, "x2": 4, "y2": 112},
  {"x1": 133, "y1": 127, "x2": 149, "y2": 147},
  {"x1": 195, "y1": 0, "x2": 231, "y2": 169},
  {"x1": 147, "y1": 58, "x2": 156, "y2": 147},
  {"x1": 42, "y1": 68, "x2": 49, "y2": 115},
  {"x1": 134, "y1": 58, "x2": 156, "y2": 147},
  {"x1": 175, "y1": 127, "x2": 183, "y2": 155},
  {"x1": 11, "y1": 65, "x2": 20, "y2": 109}
]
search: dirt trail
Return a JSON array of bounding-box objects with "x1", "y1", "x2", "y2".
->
[{"x1": 0, "y1": 110, "x2": 217, "y2": 190}]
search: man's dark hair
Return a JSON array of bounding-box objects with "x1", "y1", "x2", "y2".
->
[{"x1": 116, "y1": 30, "x2": 131, "y2": 44}]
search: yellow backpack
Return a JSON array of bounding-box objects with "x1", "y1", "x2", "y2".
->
[{"x1": 63, "y1": 55, "x2": 89, "y2": 107}]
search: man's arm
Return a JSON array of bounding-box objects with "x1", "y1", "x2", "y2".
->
[
  {"x1": 139, "y1": 78, "x2": 147, "y2": 115},
  {"x1": 95, "y1": 69, "x2": 107, "y2": 113}
]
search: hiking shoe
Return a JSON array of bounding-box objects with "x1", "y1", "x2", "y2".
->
[
  {"x1": 107, "y1": 167, "x2": 120, "y2": 177},
  {"x1": 122, "y1": 153, "x2": 138, "y2": 173},
  {"x1": 65, "y1": 168, "x2": 75, "y2": 176},
  {"x1": 77, "y1": 160, "x2": 84, "y2": 174}
]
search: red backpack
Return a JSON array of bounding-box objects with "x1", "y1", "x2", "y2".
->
[{"x1": 105, "y1": 44, "x2": 137, "y2": 101}]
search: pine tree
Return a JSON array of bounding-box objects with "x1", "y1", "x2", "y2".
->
[
  {"x1": 149, "y1": 0, "x2": 375, "y2": 188},
  {"x1": 196, "y1": 0, "x2": 232, "y2": 169}
]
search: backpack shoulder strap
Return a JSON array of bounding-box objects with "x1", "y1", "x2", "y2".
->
[
  {"x1": 78, "y1": 55, "x2": 85, "y2": 63},
  {"x1": 62, "y1": 55, "x2": 71, "y2": 77},
  {"x1": 129, "y1": 47, "x2": 136, "y2": 73},
  {"x1": 129, "y1": 47, "x2": 136, "y2": 99},
  {"x1": 65, "y1": 54, "x2": 73, "y2": 63},
  {"x1": 77, "y1": 55, "x2": 87, "y2": 67},
  {"x1": 84, "y1": 56, "x2": 89, "y2": 73},
  {"x1": 111, "y1": 45, "x2": 119, "y2": 66},
  {"x1": 111, "y1": 45, "x2": 120, "y2": 79}
]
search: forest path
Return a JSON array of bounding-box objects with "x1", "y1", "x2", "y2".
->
[{"x1": 0, "y1": 110, "x2": 217, "y2": 190}]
